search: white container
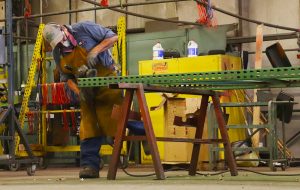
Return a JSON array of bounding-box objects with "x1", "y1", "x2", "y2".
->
[
  {"x1": 153, "y1": 42, "x2": 164, "y2": 60},
  {"x1": 187, "y1": 40, "x2": 198, "y2": 57}
]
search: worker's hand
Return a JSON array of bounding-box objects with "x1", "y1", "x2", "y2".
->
[
  {"x1": 76, "y1": 65, "x2": 89, "y2": 78},
  {"x1": 86, "y1": 69, "x2": 97, "y2": 78},
  {"x1": 87, "y1": 51, "x2": 98, "y2": 69}
]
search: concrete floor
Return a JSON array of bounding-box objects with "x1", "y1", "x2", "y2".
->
[{"x1": 1, "y1": 165, "x2": 300, "y2": 190}]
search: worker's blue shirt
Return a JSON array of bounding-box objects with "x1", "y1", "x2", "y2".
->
[
  {"x1": 71, "y1": 21, "x2": 116, "y2": 67},
  {"x1": 52, "y1": 21, "x2": 116, "y2": 81}
]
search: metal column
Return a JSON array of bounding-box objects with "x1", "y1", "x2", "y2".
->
[{"x1": 5, "y1": 0, "x2": 15, "y2": 161}]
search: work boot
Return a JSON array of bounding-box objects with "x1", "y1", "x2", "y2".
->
[{"x1": 79, "y1": 166, "x2": 99, "y2": 178}]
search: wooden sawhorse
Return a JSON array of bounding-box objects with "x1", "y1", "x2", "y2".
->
[{"x1": 107, "y1": 83, "x2": 238, "y2": 180}]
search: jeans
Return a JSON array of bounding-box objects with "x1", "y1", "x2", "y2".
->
[{"x1": 80, "y1": 136, "x2": 105, "y2": 170}]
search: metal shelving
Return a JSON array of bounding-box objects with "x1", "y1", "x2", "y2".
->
[{"x1": 207, "y1": 101, "x2": 292, "y2": 171}]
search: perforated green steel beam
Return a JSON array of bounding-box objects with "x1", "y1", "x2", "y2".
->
[{"x1": 78, "y1": 66, "x2": 300, "y2": 90}]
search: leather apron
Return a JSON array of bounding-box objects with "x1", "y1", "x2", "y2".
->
[{"x1": 60, "y1": 46, "x2": 122, "y2": 140}]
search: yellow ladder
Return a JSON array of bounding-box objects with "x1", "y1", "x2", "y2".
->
[
  {"x1": 16, "y1": 24, "x2": 45, "y2": 155},
  {"x1": 112, "y1": 16, "x2": 126, "y2": 76}
]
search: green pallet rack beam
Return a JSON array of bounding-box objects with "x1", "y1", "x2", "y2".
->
[{"x1": 78, "y1": 66, "x2": 300, "y2": 90}]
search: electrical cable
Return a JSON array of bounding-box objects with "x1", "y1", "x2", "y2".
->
[
  {"x1": 120, "y1": 165, "x2": 300, "y2": 177},
  {"x1": 121, "y1": 166, "x2": 191, "y2": 177},
  {"x1": 119, "y1": 153, "x2": 191, "y2": 177},
  {"x1": 196, "y1": 170, "x2": 228, "y2": 176},
  {"x1": 194, "y1": 0, "x2": 300, "y2": 32},
  {"x1": 237, "y1": 168, "x2": 300, "y2": 176},
  {"x1": 195, "y1": 168, "x2": 300, "y2": 177},
  {"x1": 121, "y1": 167, "x2": 156, "y2": 177},
  {"x1": 117, "y1": 154, "x2": 157, "y2": 177}
]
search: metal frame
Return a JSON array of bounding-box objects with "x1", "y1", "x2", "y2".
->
[
  {"x1": 208, "y1": 101, "x2": 291, "y2": 171},
  {"x1": 107, "y1": 83, "x2": 237, "y2": 180},
  {"x1": 0, "y1": 0, "x2": 38, "y2": 175}
]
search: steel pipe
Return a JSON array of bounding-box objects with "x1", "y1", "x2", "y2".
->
[
  {"x1": 227, "y1": 32, "x2": 298, "y2": 44},
  {"x1": 248, "y1": 48, "x2": 300, "y2": 55},
  {"x1": 6, "y1": 0, "x2": 16, "y2": 162},
  {"x1": 0, "y1": 0, "x2": 191, "y2": 22},
  {"x1": 81, "y1": 0, "x2": 202, "y2": 26},
  {"x1": 13, "y1": 36, "x2": 36, "y2": 41}
]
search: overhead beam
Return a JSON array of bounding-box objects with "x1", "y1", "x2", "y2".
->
[
  {"x1": 227, "y1": 32, "x2": 298, "y2": 44},
  {"x1": 0, "y1": 0, "x2": 191, "y2": 22}
]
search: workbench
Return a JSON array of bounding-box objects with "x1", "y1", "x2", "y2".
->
[{"x1": 106, "y1": 83, "x2": 238, "y2": 180}]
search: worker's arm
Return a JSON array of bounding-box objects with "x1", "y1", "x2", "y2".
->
[
  {"x1": 87, "y1": 35, "x2": 118, "y2": 68},
  {"x1": 89, "y1": 35, "x2": 118, "y2": 55}
]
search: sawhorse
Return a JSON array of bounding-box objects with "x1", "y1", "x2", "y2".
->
[{"x1": 107, "y1": 83, "x2": 238, "y2": 180}]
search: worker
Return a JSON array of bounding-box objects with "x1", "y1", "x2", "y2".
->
[{"x1": 42, "y1": 21, "x2": 122, "y2": 178}]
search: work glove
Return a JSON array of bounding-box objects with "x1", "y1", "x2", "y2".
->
[
  {"x1": 86, "y1": 69, "x2": 97, "y2": 78},
  {"x1": 76, "y1": 65, "x2": 89, "y2": 78},
  {"x1": 75, "y1": 65, "x2": 97, "y2": 78},
  {"x1": 87, "y1": 51, "x2": 98, "y2": 69}
]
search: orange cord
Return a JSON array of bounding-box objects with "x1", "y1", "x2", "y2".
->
[{"x1": 24, "y1": 0, "x2": 32, "y2": 18}]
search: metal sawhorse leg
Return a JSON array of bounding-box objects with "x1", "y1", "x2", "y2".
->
[{"x1": 107, "y1": 83, "x2": 238, "y2": 180}]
